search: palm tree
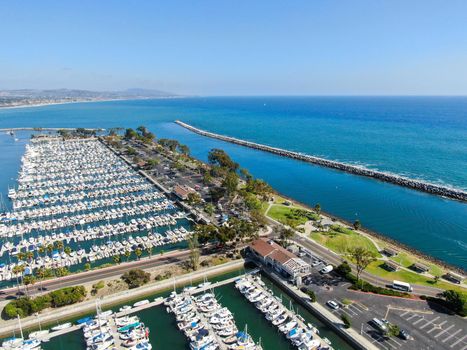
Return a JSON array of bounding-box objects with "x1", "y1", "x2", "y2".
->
[
  {"x1": 26, "y1": 251, "x2": 34, "y2": 262},
  {"x1": 36, "y1": 268, "x2": 46, "y2": 291},
  {"x1": 55, "y1": 241, "x2": 64, "y2": 252},
  {"x1": 17, "y1": 252, "x2": 26, "y2": 262},
  {"x1": 135, "y1": 248, "x2": 142, "y2": 260},
  {"x1": 38, "y1": 246, "x2": 45, "y2": 257},
  {"x1": 112, "y1": 255, "x2": 121, "y2": 264},
  {"x1": 47, "y1": 244, "x2": 54, "y2": 254},
  {"x1": 64, "y1": 246, "x2": 72, "y2": 256},
  {"x1": 23, "y1": 275, "x2": 36, "y2": 296},
  {"x1": 124, "y1": 250, "x2": 131, "y2": 261},
  {"x1": 12, "y1": 264, "x2": 25, "y2": 294},
  {"x1": 145, "y1": 247, "x2": 153, "y2": 258}
]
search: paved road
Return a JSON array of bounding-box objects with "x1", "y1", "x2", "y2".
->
[
  {"x1": 0, "y1": 249, "x2": 191, "y2": 300},
  {"x1": 289, "y1": 232, "x2": 443, "y2": 297}
]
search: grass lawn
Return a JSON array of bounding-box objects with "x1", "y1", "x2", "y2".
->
[
  {"x1": 260, "y1": 201, "x2": 270, "y2": 215},
  {"x1": 267, "y1": 204, "x2": 319, "y2": 227},
  {"x1": 389, "y1": 252, "x2": 445, "y2": 277},
  {"x1": 310, "y1": 230, "x2": 381, "y2": 257},
  {"x1": 366, "y1": 261, "x2": 466, "y2": 296}
]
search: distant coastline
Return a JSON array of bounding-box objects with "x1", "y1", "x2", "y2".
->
[
  {"x1": 176, "y1": 120, "x2": 467, "y2": 202},
  {"x1": 0, "y1": 96, "x2": 183, "y2": 110}
]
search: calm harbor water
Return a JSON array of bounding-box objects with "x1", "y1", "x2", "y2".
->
[
  {"x1": 38, "y1": 270, "x2": 353, "y2": 350},
  {"x1": 0, "y1": 97, "x2": 466, "y2": 269}
]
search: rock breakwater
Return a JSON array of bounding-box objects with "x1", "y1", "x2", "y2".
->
[{"x1": 175, "y1": 120, "x2": 467, "y2": 202}]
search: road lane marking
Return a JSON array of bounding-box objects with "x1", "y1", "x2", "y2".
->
[
  {"x1": 435, "y1": 325, "x2": 455, "y2": 338},
  {"x1": 450, "y1": 334, "x2": 467, "y2": 348},
  {"x1": 420, "y1": 316, "x2": 440, "y2": 329},
  {"x1": 443, "y1": 329, "x2": 462, "y2": 343}
]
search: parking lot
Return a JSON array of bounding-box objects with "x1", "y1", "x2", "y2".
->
[{"x1": 297, "y1": 249, "x2": 467, "y2": 350}]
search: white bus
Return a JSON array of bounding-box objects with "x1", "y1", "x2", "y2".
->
[{"x1": 392, "y1": 280, "x2": 413, "y2": 292}]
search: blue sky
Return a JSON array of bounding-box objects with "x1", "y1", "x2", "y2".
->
[{"x1": 1, "y1": 0, "x2": 467, "y2": 95}]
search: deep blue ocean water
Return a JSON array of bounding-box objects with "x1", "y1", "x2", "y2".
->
[{"x1": 0, "y1": 97, "x2": 466, "y2": 269}]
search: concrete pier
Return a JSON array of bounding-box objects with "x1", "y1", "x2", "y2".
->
[{"x1": 175, "y1": 120, "x2": 467, "y2": 202}]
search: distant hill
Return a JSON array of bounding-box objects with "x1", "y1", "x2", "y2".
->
[{"x1": 0, "y1": 88, "x2": 177, "y2": 108}]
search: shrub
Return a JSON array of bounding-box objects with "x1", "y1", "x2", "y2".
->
[
  {"x1": 306, "y1": 290, "x2": 317, "y2": 302},
  {"x1": 2, "y1": 286, "x2": 86, "y2": 319},
  {"x1": 121, "y1": 269, "x2": 150, "y2": 289},
  {"x1": 341, "y1": 314, "x2": 351, "y2": 328},
  {"x1": 346, "y1": 272, "x2": 409, "y2": 297},
  {"x1": 336, "y1": 261, "x2": 352, "y2": 276}
]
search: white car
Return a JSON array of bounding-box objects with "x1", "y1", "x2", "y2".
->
[
  {"x1": 320, "y1": 265, "x2": 333, "y2": 274},
  {"x1": 326, "y1": 300, "x2": 339, "y2": 310}
]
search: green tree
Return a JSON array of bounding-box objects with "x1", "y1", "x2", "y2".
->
[
  {"x1": 12, "y1": 264, "x2": 25, "y2": 293},
  {"x1": 441, "y1": 290, "x2": 466, "y2": 315},
  {"x1": 124, "y1": 250, "x2": 132, "y2": 261},
  {"x1": 341, "y1": 314, "x2": 351, "y2": 329},
  {"x1": 23, "y1": 275, "x2": 36, "y2": 296},
  {"x1": 178, "y1": 144, "x2": 190, "y2": 156},
  {"x1": 188, "y1": 235, "x2": 200, "y2": 271},
  {"x1": 121, "y1": 269, "x2": 150, "y2": 289},
  {"x1": 204, "y1": 203, "x2": 215, "y2": 216},
  {"x1": 135, "y1": 248, "x2": 142, "y2": 260},
  {"x1": 84, "y1": 263, "x2": 91, "y2": 271},
  {"x1": 146, "y1": 247, "x2": 153, "y2": 258},
  {"x1": 306, "y1": 290, "x2": 317, "y2": 302},
  {"x1": 187, "y1": 192, "x2": 202, "y2": 206},
  {"x1": 353, "y1": 220, "x2": 361, "y2": 231},
  {"x1": 347, "y1": 247, "x2": 376, "y2": 287},
  {"x1": 336, "y1": 261, "x2": 352, "y2": 276},
  {"x1": 314, "y1": 203, "x2": 321, "y2": 214},
  {"x1": 279, "y1": 227, "x2": 294, "y2": 246},
  {"x1": 222, "y1": 172, "x2": 239, "y2": 197},
  {"x1": 113, "y1": 255, "x2": 121, "y2": 264},
  {"x1": 208, "y1": 148, "x2": 239, "y2": 172},
  {"x1": 64, "y1": 246, "x2": 72, "y2": 256}
]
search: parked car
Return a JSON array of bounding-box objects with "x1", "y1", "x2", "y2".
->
[
  {"x1": 320, "y1": 265, "x2": 334, "y2": 274},
  {"x1": 326, "y1": 300, "x2": 340, "y2": 310},
  {"x1": 399, "y1": 329, "x2": 410, "y2": 340}
]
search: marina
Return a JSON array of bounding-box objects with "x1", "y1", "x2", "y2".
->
[
  {"x1": 0, "y1": 136, "x2": 192, "y2": 285},
  {"x1": 2, "y1": 270, "x2": 351, "y2": 350}
]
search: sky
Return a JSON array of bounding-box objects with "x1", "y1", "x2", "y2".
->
[{"x1": 1, "y1": 0, "x2": 467, "y2": 96}]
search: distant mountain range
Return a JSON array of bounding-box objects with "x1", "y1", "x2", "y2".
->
[{"x1": 0, "y1": 88, "x2": 177, "y2": 108}]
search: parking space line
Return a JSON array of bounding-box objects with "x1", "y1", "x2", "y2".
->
[
  {"x1": 427, "y1": 320, "x2": 447, "y2": 334},
  {"x1": 436, "y1": 325, "x2": 455, "y2": 338},
  {"x1": 450, "y1": 334, "x2": 467, "y2": 348},
  {"x1": 354, "y1": 301, "x2": 369, "y2": 311},
  {"x1": 388, "y1": 337, "x2": 402, "y2": 346},
  {"x1": 420, "y1": 316, "x2": 440, "y2": 329},
  {"x1": 443, "y1": 329, "x2": 462, "y2": 343},
  {"x1": 347, "y1": 304, "x2": 361, "y2": 314},
  {"x1": 413, "y1": 317, "x2": 426, "y2": 325},
  {"x1": 339, "y1": 308, "x2": 355, "y2": 318},
  {"x1": 400, "y1": 310, "x2": 410, "y2": 317},
  {"x1": 461, "y1": 344, "x2": 467, "y2": 350},
  {"x1": 405, "y1": 313, "x2": 419, "y2": 321}
]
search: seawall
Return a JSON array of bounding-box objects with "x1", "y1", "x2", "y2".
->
[{"x1": 175, "y1": 120, "x2": 467, "y2": 202}]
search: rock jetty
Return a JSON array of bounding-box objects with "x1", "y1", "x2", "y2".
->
[{"x1": 175, "y1": 120, "x2": 467, "y2": 202}]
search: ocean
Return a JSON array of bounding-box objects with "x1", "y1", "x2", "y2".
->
[{"x1": 0, "y1": 97, "x2": 466, "y2": 269}]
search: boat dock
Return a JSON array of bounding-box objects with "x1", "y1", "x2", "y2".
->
[{"x1": 34, "y1": 270, "x2": 256, "y2": 343}]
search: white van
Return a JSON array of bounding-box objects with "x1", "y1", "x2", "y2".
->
[{"x1": 320, "y1": 265, "x2": 333, "y2": 274}]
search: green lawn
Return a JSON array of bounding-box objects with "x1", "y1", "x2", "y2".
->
[
  {"x1": 366, "y1": 261, "x2": 466, "y2": 296},
  {"x1": 310, "y1": 230, "x2": 381, "y2": 257},
  {"x1": 389, "y1": 252, "x2": 445, "y2": 276},
  {"x1": 267, "y1": 204, "x2": 319, "y2": 227}
]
